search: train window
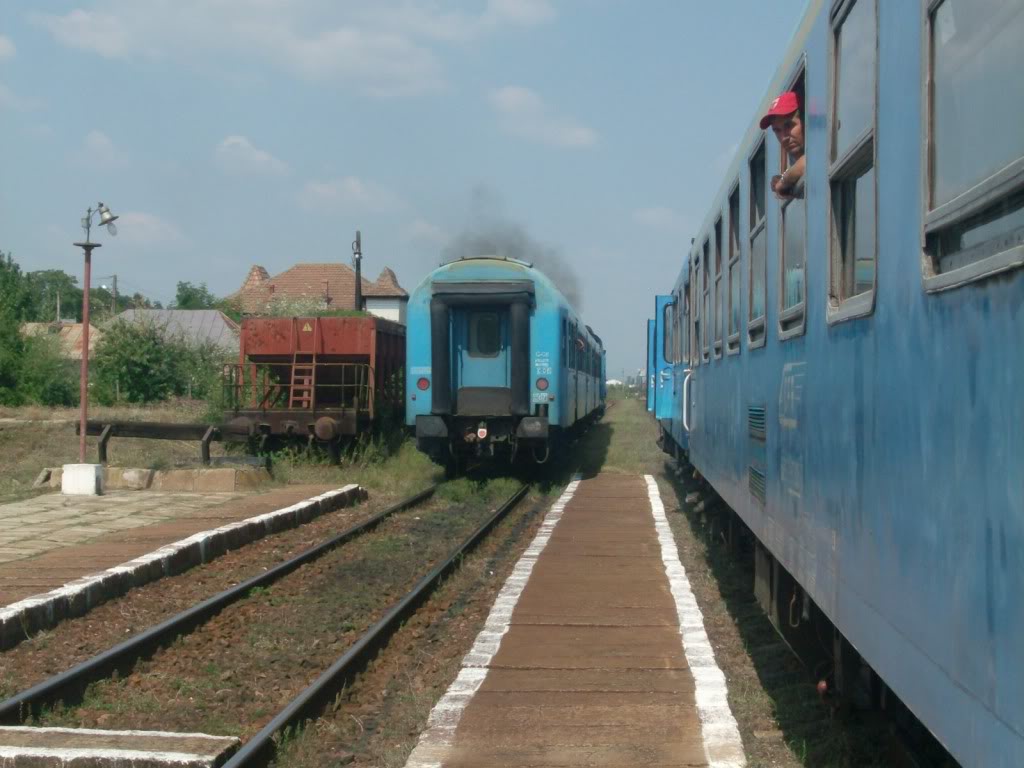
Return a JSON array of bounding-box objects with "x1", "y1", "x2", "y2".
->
[
  {"x1": 662, "y1": 302, "x2": 673, "y2": 363},
  {"x1": 778, "y1": 67, "x2": 806, "y2": 339},
  {"x1": 923, "y1": 0, "x2": 1024, "y2": 290},
  {"x1": 691, "y1": 252, "x2": 701, "y2": 367},
  {"x1": 828, "y1": 0, "x2": 876, "y2": 322},
  {"x1": 469, "y1": 312, "x2": 501, "y2": 357},
  {"x1": 701, "y1": 239, "x2": 711, "y2": 361},
  {"x1": 727, "y1": 185, "x2": 742, "y2": 354},
  {"x1": 713, "y1": 217, "x2": 723, "y2": 356},
  {"x1": 748, "y1": 140, "x2": 767, "y2": 348}
]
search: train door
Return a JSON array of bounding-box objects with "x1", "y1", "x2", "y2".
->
[
  {"x1": 452, "y1": 307, "x2": 511, "y2": 413},
  {"x1": 646, "y1": 319, "x2": 656, "y2": 412},
  {"x1": 654, "y1": 295, "x2": 677, "y2": 422}
]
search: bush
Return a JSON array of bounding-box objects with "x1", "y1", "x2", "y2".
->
[
  {"x1": 19, "y1": 334, "x2": 78, "y2": 406},
  {"x1": 92, "y1": 319, "x2": 232, "y2": 406},
  {"x1": 93, "y1": 320, "x2": 181, "y2": 404}
]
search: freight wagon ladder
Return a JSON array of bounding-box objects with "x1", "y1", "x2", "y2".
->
[{"x1": 289, "y1": 317, "x2": 320, "y2": 409}]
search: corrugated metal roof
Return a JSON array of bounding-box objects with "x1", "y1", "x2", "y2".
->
[{"x1": 111, "y1": 309, "x2": 240, "y2": 352}]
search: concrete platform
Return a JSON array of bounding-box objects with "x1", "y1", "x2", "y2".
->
[
  {"x1": 406, "y1": 473, "x2": 746, "y2": 768},
  {"x1": 0, "y1": 725, "x2": 239, "y2": 767},
  {"x1": 0, "y1": 484, "x2": 366, "y2": 649}
]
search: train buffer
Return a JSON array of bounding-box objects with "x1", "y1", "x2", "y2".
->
[{"x1": 406, "y1": 473, "x2": 746, "y2": 767}]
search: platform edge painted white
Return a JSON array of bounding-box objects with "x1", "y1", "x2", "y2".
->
[
  {"x1": 0, "y1": 484, "x2": 365, "y2": 650},
  {"x1": 646, "y1": 474, "x2": 747, "y2": 768},
  {"x1": 403, "y1": 476, "x2": 581, "y2": 768}
]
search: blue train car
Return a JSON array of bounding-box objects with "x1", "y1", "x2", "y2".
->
[
  {"x1": 407, "y1": 255, "x2": 604, "y2": 473},
  {"x1": 656, "y1": 1, "x2": 1023, "y2": 765}
]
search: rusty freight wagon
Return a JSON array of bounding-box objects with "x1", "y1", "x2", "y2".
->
[{"x1": 223, "y1": 316, "x2": 405, "y2": 452}]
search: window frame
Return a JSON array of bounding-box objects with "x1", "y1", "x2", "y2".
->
[
  {"x1": 777, "y1": 61, "x2": 808, "y2": 341},
  {"x1": 726, "y1": 181, "x2": 742, "y2": 355},
  {"x1": 827, "y1": 0, "x2": 879, "y2": 325},
  {"x1": 468, "y1": 310, "x2": 502, "y2": 358},
  {"x1": 920, "y1": 0, "x2": 1024, "y2": 292},
  {"x1": 713, "y1": 215, "x2": 724, "y2": 357},
  {"x1": 747, "y1": 136, "x2": 768, "y2": 349},
  {"x1": 691, "y1": 250, "x2": 701, "y2": 368}
]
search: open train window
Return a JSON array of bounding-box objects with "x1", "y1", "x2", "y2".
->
[
  {"x1": 828, "y1": 0, "x2": 877, "y2": 322},
  {"x1": 922, "y1": 0, "x2": 1024, "y2": 291},
  {"x1": 748, "y1": 139, "x2": 767, "y2": 348},
  {"x1": 713, "y1": 216, "x2": 724, "y2": 357},
  {"x1": 779, "y1": 67, "x2": 807, "y2": 339},
  {"x1": 469, "y1": 311, "x2": 501, "y2": 357},
  {"x1": 727, "y1": 184, "x2": 742, "y2": 355},
  {"x1": 701, "y1": 238, "x2": 711, "y2": 361}
]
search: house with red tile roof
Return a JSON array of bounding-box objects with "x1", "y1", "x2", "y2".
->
[{"x1": 228, "y1": 263, "x2": 409, "y2": 324}]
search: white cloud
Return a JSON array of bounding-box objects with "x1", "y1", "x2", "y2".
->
[
  {"x1": 0, "y1": 35, "x2": 15, "y2": 59},
  {"x1": 489, "y1": 86, "x2": 597, "y2": 148},
  {"x1": 33, "y1": 9, "x2": 134, "y2": 58},
  {"x1": 114, "y1": 212, "x2": 188, "y2": 247},
  {"x1": 77, "y1": 130, "x2": 128, "y2": 168},
  {"x1": 406, "y1": 217, "x2": 448, "y2": 246},
  {"x1": 215, "y1": 135, "x2": 289, "y2": 175},
  {"x1": 632, "y1": 206, "x2": 690, "y2": 233},
  {"x1": 32, "y1": 2, "x2": 555, "y2": 98},
  {"x1": 300, "y1": 176, "x2": 401, "y2": 214}
]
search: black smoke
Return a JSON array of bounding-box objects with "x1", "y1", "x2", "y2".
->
[{"x1": 441, "y1": 187, "x2": 582, "y2": 310}]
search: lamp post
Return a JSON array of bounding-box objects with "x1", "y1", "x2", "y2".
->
[{"x1": 73, "y1": 203, "x2": 118, "y2": 464}]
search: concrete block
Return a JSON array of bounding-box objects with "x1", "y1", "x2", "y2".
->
[
  {"x1": 47, "y1": 468, "x2": 64, "y2": 488},
  {"x1": 194, "y1": 468, "x2": 236, "y2": 493},
  {"x1": 32, "y1": 469, "x2": 52, "y2": 489},
  {"x1": 151, "y1": 471, "x2": 195, "y2": 492},
  {"x1": 0, "y1": 725, "x2": 240, "y2": 767},
  {"x1": 61, "y1": 464, "x2": 104, "y2": 496},
  {"x1": 105, "y1": 467, "x2": 154, "y2": 491},
  {"x1": 234, "y1": 467, "x2": 272, "y2": 490}
]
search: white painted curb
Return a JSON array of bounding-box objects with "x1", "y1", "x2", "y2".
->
[
  {"x1": 403, "y1": 476, "x2": 582, "y2": 768},
  {"x1": 0, "y1": 485, "x2": 365, "y2": 650},
  {"x1": 645, "y1": 474, "x2": 747, "y2": 767}
]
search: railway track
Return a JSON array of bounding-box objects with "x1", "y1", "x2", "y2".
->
[{"x1": 0, "y1": 483, "x2": 531, "y2": 766}]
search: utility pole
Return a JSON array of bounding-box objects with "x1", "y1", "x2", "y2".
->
[
  {"x1": 352, "y1": 230, "x2": 362, "y2": 312},
  {"x1": 56, "y1": 290, "x2": 61, "y2": 323},
  {"x1": 111, "y1": 274, "x2": 117, "y2": 315}
]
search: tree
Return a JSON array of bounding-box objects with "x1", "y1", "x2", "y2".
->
[
  {"x1": 0, "y1": 252, "x2": 34, "y2": 404},
  {"x1": 173, "y1": 281, "x2": 218, "y2": 309},
  {"x1": 25, "y1": 269, "x2": 82, "y2": 323}
]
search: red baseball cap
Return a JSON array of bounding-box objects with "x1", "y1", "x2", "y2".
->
[{"x1": 759, "y1": 91, "x2": 800, "y2": 130}]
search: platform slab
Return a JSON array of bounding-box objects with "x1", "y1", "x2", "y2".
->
[
  {"x1": 406, "y1": 473, "x2": 744, "y2": 768},
  {"x1": 0, "y1": 725, "x2": 239, "y2": 768}
]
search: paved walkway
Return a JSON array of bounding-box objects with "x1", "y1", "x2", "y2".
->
[
  {"x1": 407, "y1": 473, "x2": 746, "y2": 767},
  {"x1": 0, "y1": 486, "x2": 336, "y2": 605}
]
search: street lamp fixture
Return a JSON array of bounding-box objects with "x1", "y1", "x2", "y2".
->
[{"x1": 73, "y1": 202, "x2": 119, "y2": 466}]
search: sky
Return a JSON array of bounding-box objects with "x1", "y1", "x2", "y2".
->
[{"x1": 0, "y1": 0, "x2": 809, "y2": 378}]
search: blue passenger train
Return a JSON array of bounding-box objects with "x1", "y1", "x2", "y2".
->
[
  {"x1": 650, "y1": 1, "x2": 1022, "y2": 765},
  {"x1": 406, "y1": 256, "x2": 605, "y2": 474}
]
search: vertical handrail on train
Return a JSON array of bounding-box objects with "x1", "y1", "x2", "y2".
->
[{"x1": 682, "y1": 370, "x2": 693, "y2": 432}]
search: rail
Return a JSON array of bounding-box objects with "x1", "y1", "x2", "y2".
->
[
  {"x1": 222, "y1": 483, "x2": 529, "y2": 768},
  {"x1": 0, "y1": 484, "x2": 439, "y2": 723}
]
